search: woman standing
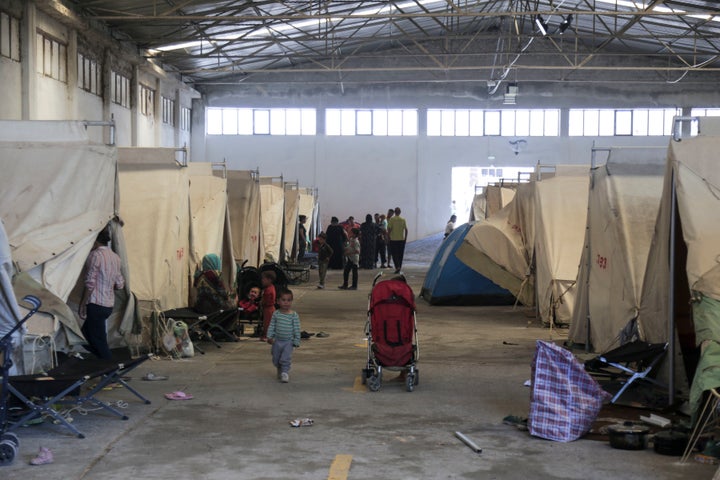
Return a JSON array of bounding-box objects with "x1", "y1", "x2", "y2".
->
[
  {"x1": 359, "y1": 214, "x2": 377, "y2": 269},
  {"x1": 325, "y1": 216, "x2": 346, "y2": 270}
]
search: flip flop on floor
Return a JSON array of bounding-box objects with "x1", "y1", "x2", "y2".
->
[
  {"x1": 164, "y1": 391, "x2": 193, "y2": 400},
  {"x1": 315, "y1": 331, "x2": 330, "y2": 338},
  {"x1": 142, "y1": 373, "x2": 169, "y2": 381}
]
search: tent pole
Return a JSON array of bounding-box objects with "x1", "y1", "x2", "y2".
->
[{"x1": 668, "y1": 167, "x2": 676, "y2": 406}]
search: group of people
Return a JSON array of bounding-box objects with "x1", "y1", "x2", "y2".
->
[{"x1": 316, "y1": 207, "x2": 408, "y2": 290}]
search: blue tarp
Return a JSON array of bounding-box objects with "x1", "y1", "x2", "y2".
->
[{"x1": 420, "y1": 223, "x2": 515, "y2": 306}]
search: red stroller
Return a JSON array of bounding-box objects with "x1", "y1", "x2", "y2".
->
[{"x1": 362, "y1": 274, "x2": 419, "y2": 392}]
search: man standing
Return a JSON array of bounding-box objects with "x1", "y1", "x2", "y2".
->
[
  {"x1": 297, "y1": 215, "x2": 307, "y2": 262},
  {"x1": 79, "y1": 229, "x2": 125, "y2": 359},
  {"x1": 387, "y1": 207, "x2": 408, "y2": 274}
]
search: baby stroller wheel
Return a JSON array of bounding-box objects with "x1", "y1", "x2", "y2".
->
[
  {"x1": 0, "y1": 439, "x2": 17, "y2": 465},
  {"x1": 0, "y1": 432, "x2": 18, "y2": 447},
  {"x1": 367, "y1": 375, "x2": 381, "y2": 392},
  {"x1": 405, "y1": 374, "x2": 415, "y2": 392}
]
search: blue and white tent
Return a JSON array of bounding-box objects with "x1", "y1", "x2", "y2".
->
[{"x1": 421, "y1": 223, "x2": 515, "y2": 306}]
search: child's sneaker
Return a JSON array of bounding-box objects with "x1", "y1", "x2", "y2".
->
[
  {"x1": 30, "y1": 447, "x2": 53, "y2": 465},
  {"x1": 280, "y1": 372, "x2": 289, "y2": 383}
]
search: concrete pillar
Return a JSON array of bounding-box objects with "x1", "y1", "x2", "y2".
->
[
  {"x1": 21, "y1": 1, "x2": 36, "y2": 120},
  {"x1": 131, "y1": 65, "x2": 138, "y2": 146}
]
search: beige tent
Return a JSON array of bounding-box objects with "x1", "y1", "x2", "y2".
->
[
  {"x1": 636, "y1": 118, "x2": 720, "y2": 411},
  {"x1": 569, "y1": 150, "x2": 665, "y2": 353},
  {"x1": 469, "y1": 187, "x2": 487, "y2": 222},
  {"x1": 227, "y1": 170, "x2": 262, "y2": 267},
  {"x1": 299, "y1": 188, "x2": 317, "y2": 239},
  {"x1": 533, "y1": 166, "x2": 589, "y2": 326},
  {"x1": 260, "y1": 177, "x2": 285, "y2": 263},
  {"x1": 456, "y1": 181, "x2": 536, "y2": 306},
  {"x1": 118, "y1": 148, "x2": 190, "y2": 315},
  {"x1": 188, "y1": 163, "x2": 235, "y2": 289},
  {"x1": 0, "y1": 121, "x2": 122, "y2": 370}
]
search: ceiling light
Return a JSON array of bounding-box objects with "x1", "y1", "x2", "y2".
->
[
  {"x1": 559, "y1": 14, "x2": 573, "y2": 34},
  {"x1": 535, "y1": 15, "x2": 548, "y2": 36}
]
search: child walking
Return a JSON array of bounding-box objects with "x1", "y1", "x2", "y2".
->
[
  {"x1": 266, "y1": 288, "x2": 301, "y2": 383},
  {"x1": 316, "y1": 232, "x2": 333, "y2": 289}
]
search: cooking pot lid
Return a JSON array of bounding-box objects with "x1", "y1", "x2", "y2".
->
[{"x1": 608, "y1": 422, "x2": 651, "y2": 434}]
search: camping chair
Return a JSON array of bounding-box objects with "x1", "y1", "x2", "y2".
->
[
  {"x1": 584, "y1": 341, "x2": 668, "y2": 404},
  {"x1": 6, "y1": 353, "x2": 153, "y2": 438}
]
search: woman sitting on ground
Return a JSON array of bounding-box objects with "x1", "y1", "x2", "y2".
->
[{"x1": 193, "y1": 253, "x2": 233, "y2": 314}]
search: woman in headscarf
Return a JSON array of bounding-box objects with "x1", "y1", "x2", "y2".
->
[
  {"x1": 193, "y1": 253, "x2": 232, "y2": 314},
  {"x1": 325, "y1": 216, "x2": 346, "y2": 270},
  {"x1": 359, "y1": 213, "x2": 377, "y2": 269}
]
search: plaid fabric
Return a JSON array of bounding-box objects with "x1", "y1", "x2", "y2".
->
[{"x1": 529, "y1": 340, "x2": 610, "y2": 442}]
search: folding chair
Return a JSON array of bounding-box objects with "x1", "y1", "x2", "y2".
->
[
  {"x1": 6, "y1": 353, "x2": 153, "y2": 438},
  {"x1": 584, "y1": 341, "x2": 668, "y2": 404},
  {"x1": 163, "y1": 307, "x2": 239, "y2": 347}
]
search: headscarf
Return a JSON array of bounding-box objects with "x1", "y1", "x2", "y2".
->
[{"x1": 195, "y1": 253, "x2": 222, "y2": 280}]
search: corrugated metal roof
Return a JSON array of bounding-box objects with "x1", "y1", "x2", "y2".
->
[{"x1": 62, "y1": 1, "x2": 720, "y2": 85}]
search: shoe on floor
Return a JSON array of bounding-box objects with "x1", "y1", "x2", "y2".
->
[
  {"x1": 280, "y1": 372, "x2": 289, "y2": 383},
  {"x1": 317, "y1": 284, "x2": 325, "y2": 289},
  {"x1": 348, "y1": 286, "x2": 357, "y2": 290},
  {"x1": 394, "y1": 270, "x2": 401, "y2": 274},
  {"x1": 338, "y1": 285, "x2": 348, "y2": 290},
  {"x1": 29, "y1": 447, "x2": 53, "y2": 466}
]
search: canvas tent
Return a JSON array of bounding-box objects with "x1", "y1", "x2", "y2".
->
[
  {"x1": 1, "y1": 218, "x2": 24, "y2": 375},
  {"x1": 455, "y1": 181, "x2": 536, "y2": 307},
  {"x1": 0, "y1": 121, "x2": 124, "y2": 371},
  {"x1": 227, "y1": 170, "x2": 262, "y2": 267},
  {"x1": 421, "y1": 223, "x2": 515, "y2": 305},
  {"x1": 569, "y1": 148, "x2": 666, "y2": 353},
  {"x1": 260, "y1": 177, "x2": 285, "y2": 263},
  {"x1": 188, "y1": 162, "x2": 236, "y2": 289},
  {"x1": 635, "y1": 118, "x2": 720, "y2": 413},
  {"x1": 118, "y1": 148, "x2": 190, "y2": 318},
  {"x1": 533, "y1": 166, "x2": 589, "y2": 326}
]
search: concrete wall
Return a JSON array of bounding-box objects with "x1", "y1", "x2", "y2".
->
[{"x1": 0, "y1": 1, "x2": 199, "y2": 147}]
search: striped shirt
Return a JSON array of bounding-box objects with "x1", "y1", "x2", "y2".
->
[
  {"x1": 85, "y1": 245, "x2": 124, "y2": 307},
  {"x1": 267, "y1": 310, "x2": 301, "y2": 346}
]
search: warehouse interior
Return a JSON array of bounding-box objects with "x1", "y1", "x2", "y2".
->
[{"x1": 1, "y1": 1, "x2": 720, "y2": 478}]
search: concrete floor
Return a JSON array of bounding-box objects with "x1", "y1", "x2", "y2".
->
[{"x1": 3, "y1": 249, "x2": 716, "y2": 479}]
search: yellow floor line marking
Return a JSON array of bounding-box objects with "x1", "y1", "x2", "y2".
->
[
  {"x1": 328, "y1": 454, "x2": 353, "y2": 480},
  {"x1": 341, "y1": 376, "x2": 367, "y2": 393}
]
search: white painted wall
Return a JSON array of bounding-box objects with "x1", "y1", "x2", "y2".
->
[
  {"x1": 201, "y1": 118, "x2": 668, "y2": 241},
  {"x1": 0, "y1": 58, "x2": 21, "y2": 118}
]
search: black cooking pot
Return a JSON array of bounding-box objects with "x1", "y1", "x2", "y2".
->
[{"x1": 607, "y1": 421, "x2": 650, "y2": 450}]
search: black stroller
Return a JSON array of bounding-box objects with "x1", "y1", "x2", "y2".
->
[{"x1": 0, "y1": 295, "x2": 42, "y2": 465}]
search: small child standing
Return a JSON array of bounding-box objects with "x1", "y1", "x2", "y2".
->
[
  {"x1": 316, "y1": 232, "x2": 333, "y2": 289},
  {"x1": 266, "y1": 288, "x2": 301, "y2": 383},
  {"x1": 260, "y1": 270, "x2": 277, "y2": 341}
]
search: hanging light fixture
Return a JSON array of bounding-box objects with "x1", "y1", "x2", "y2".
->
[
  {"x1": 559, "y1": 14, "x2": 573, "y2": 34},
  {"x1": 535, "y1": 15, "x2": 548, "y2": 36}
]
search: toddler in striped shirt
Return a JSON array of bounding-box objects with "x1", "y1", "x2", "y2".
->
[{"x1": 267, "y1": 288, "x2": 301, "y2": 383}]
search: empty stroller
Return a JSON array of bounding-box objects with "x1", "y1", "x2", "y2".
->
[{"x1": 362, "y1": 273, "x2": 419, "y2": 392}]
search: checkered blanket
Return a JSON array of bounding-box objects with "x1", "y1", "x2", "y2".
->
[{"x1": 529, "y1": 340, "x2": 610, "y2": 442}]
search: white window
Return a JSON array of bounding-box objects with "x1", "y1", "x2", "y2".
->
[
  {"x1": 78, "y1": 53, "x2": 102, "y2": 96},
  {"x1": 111, "y1": 71, "x2": 130, "y2": 108},
  {"x1": 428, "y1": 109, "x2": 559, "y2": 137},
  {"x1": 206, "y1": 108, "x2": 316, "y2": 135},
  {"x1": 162, "y1": 96, "x2": 175, "y2": 125},
  {"x1": 36, "y1": 30, "x2": 67, "y2": 82},
  {"x1": 326, "y1": 109, "x2": 417, "y2": 136},
  {"x1": 0, "y1": 11, "x2": 20, "y2": 61},
  {"x1": 570, "y1": 108, "x2": 680, "y2": 136},
  {"x1": 180, "y1": 107, "x2": 191, "y2": 131},
  {"x1": 139, "y1": 84, "x2": 155, "y2": 116}
]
